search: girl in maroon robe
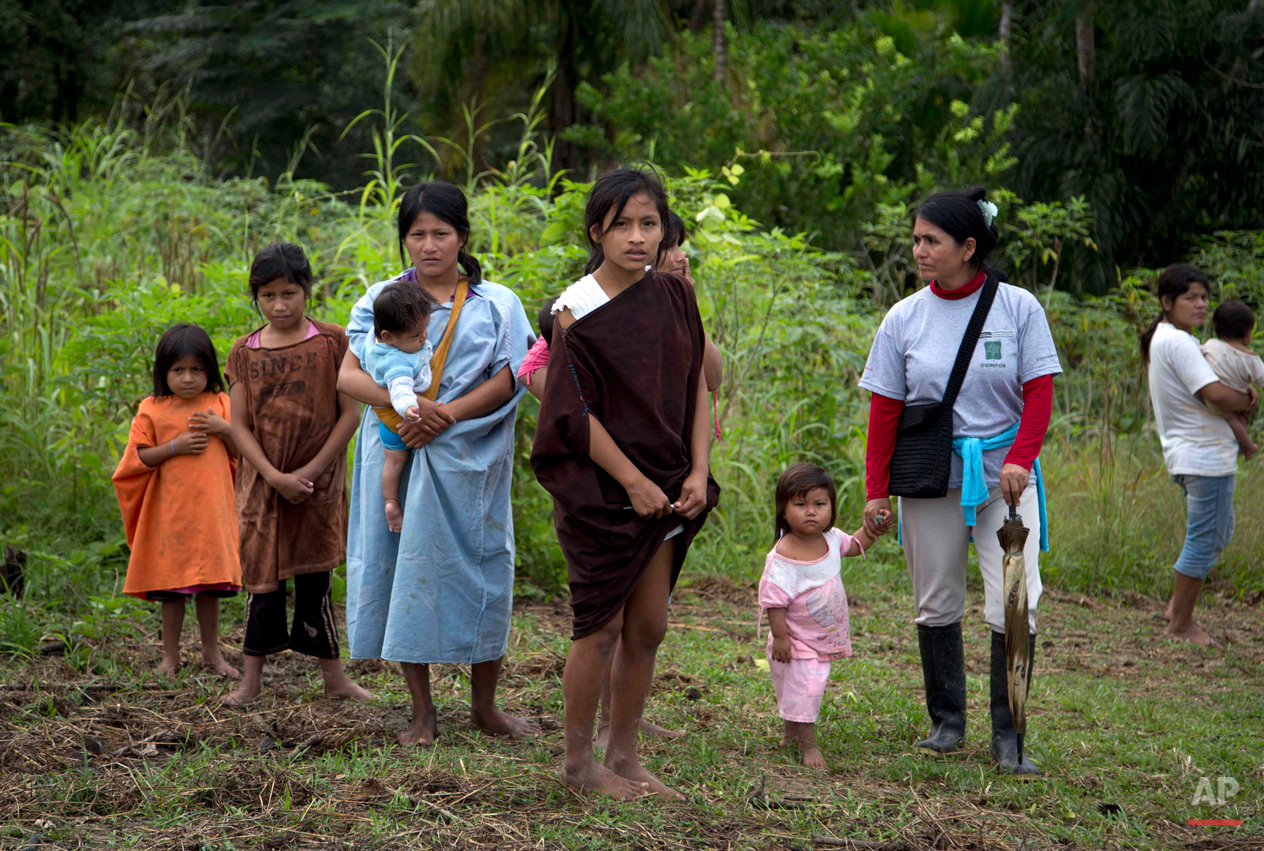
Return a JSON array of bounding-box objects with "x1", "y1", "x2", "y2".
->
[{"x1": 531, "y1": 167, "x2": 719, "y2": 799}]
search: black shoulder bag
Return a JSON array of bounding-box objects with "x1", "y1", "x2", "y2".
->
[{"x1": 887, "y1": 275, "x2": 999, "y2": 499}]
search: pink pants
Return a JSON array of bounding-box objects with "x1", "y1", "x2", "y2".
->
[{"x1": 770, "y1": 655, "x2": 832, "y2": 723}]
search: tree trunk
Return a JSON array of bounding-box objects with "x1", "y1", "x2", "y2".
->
[
  {"x1": 713, "y1": 0, "x2": 726, "y2": 83},
  {"x1": 1075, "y1": 8, "x2": 1095, "y2": 88},
  {"x1": 999, "y1": 0, "x2": 1014, "y2": 74},
  {"x1": 551, "y1": 64, "x2": 578, "y2": 172}
]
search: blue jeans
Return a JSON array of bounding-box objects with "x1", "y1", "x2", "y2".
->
[{"x1": 1173, "y1": 474, "x2": 1236, "y2": 580}]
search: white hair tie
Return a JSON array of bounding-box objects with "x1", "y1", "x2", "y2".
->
[{"x1": 977, "y1": 199, "x2": 998, "y2": 227}]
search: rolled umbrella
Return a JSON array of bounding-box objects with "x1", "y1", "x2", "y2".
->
[{"x1": 997, "y1": 504, "x2": 1031, "y2": 767}]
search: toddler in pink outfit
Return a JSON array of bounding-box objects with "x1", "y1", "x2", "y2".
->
[{"x1": 759, "y1": 463, "x2": 883, "y2": 770}]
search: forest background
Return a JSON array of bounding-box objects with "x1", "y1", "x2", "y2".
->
[{"x1": 4, "y1": 0, "x2": 1264, "y2": 651}]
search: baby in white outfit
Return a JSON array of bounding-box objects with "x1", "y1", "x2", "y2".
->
[{"x1": 1201, "y1": 301, "x2": 1264, "y2": 458}]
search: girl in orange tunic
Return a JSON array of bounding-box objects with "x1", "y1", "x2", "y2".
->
[{"x1": 112, "y1": 324, "x2": 243, "y2": 677}]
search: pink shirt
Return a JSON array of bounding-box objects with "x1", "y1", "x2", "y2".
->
[
  {"x1": 518, "y1": 336, "x2": 551, "y2": 384},
  {"x1": 758, "y1": 528, "x2": 856, "y2": 661}
]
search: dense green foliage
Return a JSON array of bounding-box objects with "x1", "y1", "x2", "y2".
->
[
  {"x1": 573, "y1": 4, "x2": 1264, "y2": 290},
  {"x1": 4, "y1": 2, "x2": 1261, "y2": 292}
]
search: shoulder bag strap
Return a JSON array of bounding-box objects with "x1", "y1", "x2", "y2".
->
[
  {"x1": 421, "y1": 276, "x2": 470, "y2": 401},
  {"x1": 940, "y1": 275, "x2": 999, "y2": 410}
]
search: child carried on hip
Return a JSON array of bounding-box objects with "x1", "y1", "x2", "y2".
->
[
  {"x1": 363, "y1": 281, "x2": 435, "y2": 532},
  {"x1": 1201, "y1": 301, "x2": 1264, "y2": 459}
]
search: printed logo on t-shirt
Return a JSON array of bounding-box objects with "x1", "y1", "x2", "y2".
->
[
  {"x1": 984, "y1": 341, "x2": 1003, "y2": 360},
  {"x1": 979, "y1": 329, "x2": 1015, "y2": 339}
]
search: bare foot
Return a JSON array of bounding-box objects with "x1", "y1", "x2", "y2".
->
[
  {"x1": 398, "y1": 707, "x2": 438, "y2": 746},
  {"x1": 325, "y1": 679, "x2": 373, "y2": 701},
  {"x1": 1163, "y1": 602, "x2": 1174, "y2": 622},
  {"x1": 385, "y1": 499, "x2": 403, "y2": 534},
  {"x1": 561, "y1": 761, "x2": 650, "y2": 800},
  {"x1": 1244, "y1": 441, "x2": 1258, "y2": 461},
  {"x1": 320, "y1": 663, "x2": 373, "y2": 701},
  {"x1": 471, "y1": 707, "x2": 541, "y2": 739},
  {"x1": 640, "y1": 718, "x2": 685, "y2": 740},
  {"x1": 800, "y1": 745, "x2": 830, "y2": 770},
  {"x1": 595, "y1": 718, "x2": 684, "y2": 748},
  {"x1": 157, "y1": 655, "x2": 181, "y2": 675},
  {"x1": 204, "y1": 653, "x2": 241, "y2": 679},
  {"x1": 1165, "y1": 620, "x2": 1221, "y2": 647},
  {"x1": 221, "y1": 683, "x2": 260, "y2": 706},
  {"x1": 604, "y1": 753, "x2": 683, "y2": 799}
]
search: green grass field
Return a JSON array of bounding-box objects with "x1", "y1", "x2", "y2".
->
[{"x1": 3, "y1": 555, "x2": 1260, "y2": 850}]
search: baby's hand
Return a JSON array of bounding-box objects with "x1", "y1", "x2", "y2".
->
[
  {"x1": 405, "y1": 406, "x2": 420, "y2": 422},
  {"x1": 771, "y1": 635, "x2": 792, "y2": 664}
]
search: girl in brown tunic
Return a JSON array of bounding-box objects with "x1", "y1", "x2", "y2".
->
[
  {"x1": 222, "y1": 243, "x2": 370, "y2": 705},
  {"x1": 532, "y1": 168, "x2": 719, "y2": 799}
]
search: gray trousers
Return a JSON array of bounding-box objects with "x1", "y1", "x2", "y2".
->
[{"x1": 900, "y1": 482, "x2": 1042, "y2": 634}]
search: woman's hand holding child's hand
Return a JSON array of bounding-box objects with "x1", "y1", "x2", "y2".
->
[
  {"x1": 627, "y1": 476, "x2": 673, "y2": 519},
  {"x1": 771, "y1": 635, "x2": 792, "y2": 664},
  {"x1": 863, "y1": 498, "x2": 895, "y2": 538},
  {"x1": 672, "y1": 470, "x2": 709, "y2": 520}
]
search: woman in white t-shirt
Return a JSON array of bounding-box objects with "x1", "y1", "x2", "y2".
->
[
  {"x1": 860, "y1": 187, "x2": 1061, "y2": 776},
  {"x1": 1139, "y1": 264, "x2": 1257, "y2": 648}
]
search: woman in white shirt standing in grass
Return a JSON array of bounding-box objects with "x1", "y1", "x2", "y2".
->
[{"x1": 1139, "y1": 264, "x2": 1257, "y2": 647}]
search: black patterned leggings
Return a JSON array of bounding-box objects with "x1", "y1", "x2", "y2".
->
[{"x1": 243, "y1": 571, "x2": 340, "y2": 659}]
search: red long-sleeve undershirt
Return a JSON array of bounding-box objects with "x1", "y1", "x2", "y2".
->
[{"x1": 864, "y1": 375, "x2": 1053, "y2": 500}]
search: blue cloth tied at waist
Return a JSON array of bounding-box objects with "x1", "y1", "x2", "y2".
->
[{"x1": 952, "y1": 421, "x2": 1049, "y2": 552}]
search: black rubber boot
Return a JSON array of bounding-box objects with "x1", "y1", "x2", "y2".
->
[
  {"x1": 914, "y1": 622, "x2": 967, "y2": 753},
  {"x1": 989, "y1": 629, "x2": 1041, "y2": 776}
]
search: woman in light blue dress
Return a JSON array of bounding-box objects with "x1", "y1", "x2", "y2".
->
[{"x1": 337, "y1": 182, "x2": 539, "y2": 746}]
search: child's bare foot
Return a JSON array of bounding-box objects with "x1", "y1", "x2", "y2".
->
[
  {"x1": 325, "y1": 678, "x2": 373, "y2": 701},
  {"x1": 319, "y1": 660, "x2": 373, "y2": 701},
  {"x1": 1165, "y1": 620, "x2": 1221, "y2": 647},
  {"x1": 385, "y1": 499, "x2": 403, "y2": 533},
  {"x1": 640, "y1": 718, "x2": 684, "y2": 740},
  {"x1": 562, "y1": 761, "x2": 650, "y2": 800},
  {"x1": 799, "y1": 745, "x2": 830, "y2": 770},
  {"x1": 471, "y1": 706, "x2": 541, "y2": 739},
  {"x1": 398, "y1": 706, "x2": 438, "y2": 746},
  {"x1": 221, "y1": 682, "x2": 260, "y2": 706},
  {"x1": 595, "y1": 718, "x2": 684, "y2": 748},
  {"x1": 1244, "y1": 440, "x2": 1258, "y2": 460},
  {"x1": 203, "y1": 652, "x2": 240, "y2": 679},
  {"x1": 157, "y1": 655, "x2": 181, "y2": 675},
  {"x1": 604, "y1": 753, "x2": 683, "y2": 799},
  {"x1": 1163, "y1": 601, "x2": 1174, "y2": 622}
]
